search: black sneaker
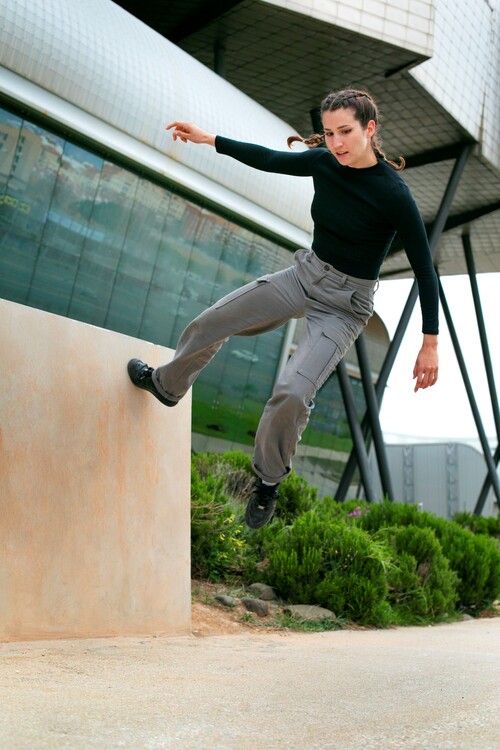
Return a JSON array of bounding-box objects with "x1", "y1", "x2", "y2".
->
[
  {"x1": 127, "y1": 358, "x2": 177, "y2": 407},
  {"x1": 245, "y1": 479, "x2": 279, "y2": 529}
]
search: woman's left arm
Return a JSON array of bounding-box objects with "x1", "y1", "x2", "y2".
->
[
  {"x1": 413, "y1": 333, "x2": 439, "y2": 392},
  {"x1": 393, "y1": 188, "x2": 440, "y2": 391}
]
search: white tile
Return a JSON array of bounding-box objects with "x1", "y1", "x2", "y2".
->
[
  {"x1": 362, "y1": 11, "x2": 385, "y2": 32},
  {"x1": 405, "y1": 27, "x2": 430, "y2": 49},
  {"x1": 337, "y1": 3, "x2": 362, "y2": 25},
  {"x1": 387, "y1": 7, "x2": 408, "y2": 26},
  {"x1": 410, "y1": 0, "x2": 433, "y2": 20},
  {"x1": 410, "y1": 14, "x2": 431, "y2": 33},
  {"x1": 363, "y1": 0, "x2": 386, "y2": 18}
]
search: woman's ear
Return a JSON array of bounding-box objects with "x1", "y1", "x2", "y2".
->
[{"x1": 366, "y1": 119, "x2": 376, "y2": 137}]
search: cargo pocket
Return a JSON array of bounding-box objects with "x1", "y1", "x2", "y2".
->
[
  {"x1": 215, "y1": 276, "x2": 270, "y2": 309},
  {"x1": 298, "y1": 330, "x2": 340, "y2": 390}
]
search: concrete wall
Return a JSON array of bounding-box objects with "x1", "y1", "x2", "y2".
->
[{"x1": 0, "y1": 299, "x2": 191, "y2": 641}]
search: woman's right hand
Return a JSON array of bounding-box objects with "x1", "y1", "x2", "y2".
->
[{"x1": 166, "y1": 121, "x2": 216, "y2": 146}]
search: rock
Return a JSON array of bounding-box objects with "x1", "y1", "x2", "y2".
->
[
  {"x1": 241, "y1": 598, "x2": 269, "y2": 617},
  {"x1": 284, "y1": 604, "x2": 335, "y2": 623},
  {"x1": 215, "y1": 594, "x2": 236, "y2": 608},
  {"x1": 247, "y1": 583, "x2": 277, "y2": 601}
]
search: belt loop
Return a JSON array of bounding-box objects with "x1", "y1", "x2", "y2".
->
[{"x1": 374, "y1": 279, "x2": 380, "y2": 292}]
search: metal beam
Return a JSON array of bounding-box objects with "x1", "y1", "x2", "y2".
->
[
  {"x1": 475, "y1": 444, "x2": 500, "y2": 515},
  {"x1": 336, "y1": 360, "x2": 376, "y2": 503},
  {"x1": 355, "y1": 333, "x2": 395, "y2": 500},
  {"x1": 443, "y1": 202, "x2": 500, "y2": 232},
  {"x1": 438, "y1": 276, "x2": 500, "y2": 507},
  {"x1": 336, "y1": 143, "x2": 472, "y2": 502},
  {"x1": 404, "y1": 142, "x2": 473, "y2": 170},
  {"x1": 386, "y1": 201, "x2": 500, "y2": 260},
  {"x1": 463, "y1": 233, "x2": 500, "y2": 440},
  {"x1": 462, "y1": 233, "x2": 500, "y2": 515}
]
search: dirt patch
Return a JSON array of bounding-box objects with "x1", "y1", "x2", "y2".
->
[{"x1": 191, "y1": 580, "x2": 286, "y2": 637}]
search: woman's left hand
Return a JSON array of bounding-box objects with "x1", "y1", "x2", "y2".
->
[{"x1": 413, "y1": 334, "x2": 439, "y2": 392}]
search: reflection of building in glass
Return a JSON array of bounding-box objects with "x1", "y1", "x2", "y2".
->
[{"x1": 0, "y1": 122, "x2": 42, "y2": 188}]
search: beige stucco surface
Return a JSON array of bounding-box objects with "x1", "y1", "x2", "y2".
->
[{"x1": 0, "y1": 299, "x2": 191, "y2": 641}]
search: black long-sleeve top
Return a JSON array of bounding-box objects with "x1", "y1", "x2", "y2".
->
[{"x1": 215, "y1": 136, "x2": 439, "y2": 334}]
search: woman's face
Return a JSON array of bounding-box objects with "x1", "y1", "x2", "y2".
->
[{"x1": 322, "y1": 108, "x2": 377, "y2": 168}]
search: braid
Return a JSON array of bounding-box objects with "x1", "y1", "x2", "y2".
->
[
  {"x1": 288, "y1": 88, "x2": 406, "y2": 170},
  {"x1": 287, "y1": 133, "x2": 324, "y2": 149},
  {"x1": 372, "y1": 139, "x2": 406, "y2": 171}
]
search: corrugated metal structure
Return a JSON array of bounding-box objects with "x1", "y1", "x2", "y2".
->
[{"x1": 368, "y1": 443, "x2": 498, "y2": 518}]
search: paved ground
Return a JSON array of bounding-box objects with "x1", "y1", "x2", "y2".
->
[{"x1": 2, "y1": 618, "x2": 500, "y2": 749}]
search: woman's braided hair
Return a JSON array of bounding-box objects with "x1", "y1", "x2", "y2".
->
[{"x1": 288, "y1": 88, "x2": 405, "y2": 171}]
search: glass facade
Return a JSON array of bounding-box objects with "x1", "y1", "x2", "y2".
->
[{"x1": 0, "y1": 104, "x2": 373, "y2": 496}]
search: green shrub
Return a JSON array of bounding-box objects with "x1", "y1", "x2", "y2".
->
[
  {"x1": 452, "y1": 511, "x2": 500, "y2": 539},
  {"x1": 190, "y1": 464, "x2": 246, "y2": 580},
  {"x1": 352, "y1": 500, "x2": 500, "y2": 613},
  {"x1": 191, "y1": 452, "x2": 317, "y2": 523},
  {"x1": 355, "y1": 499, "x2": 426, "y2": 533},
  {"x1": 431, "y1": 519, "x2": 500, "y2": 612},
  {"x1": 192, "y1": 450, "x2": 254, "y2": 504},
  {"x1": 276, "y1": 471, "x2": 318, "y2": 524},
  {"x1": 263, "y1": 512, "x2": 390, "y2": 626},
  {"x1": 377, "y1": 526, "x2": 458, "y2": 620}
]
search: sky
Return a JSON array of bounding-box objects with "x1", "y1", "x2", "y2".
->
[{"x1": 373, "y1": 272, "x2": 499, "y2": 450}]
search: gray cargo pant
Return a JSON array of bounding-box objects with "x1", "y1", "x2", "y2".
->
[{"x1": 153, "y1": 248, "x2": 376, "y2": 484}]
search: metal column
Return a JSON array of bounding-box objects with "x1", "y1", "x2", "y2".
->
[
  {"x1": 336, "y1": 360, "x2": 376, "y2": 502},
  {"x1": 438, "y1": 276, "x2": 500, "y2": 506},
  {"x1": 462, "y1": 233, "x2": 500, "y2": 514},
  {"x1": 355, "y1": 333, "x2": 395, "y2": 500},
  {"x1": 335, "y1": 144, "x2": 472, "y2": 503}
]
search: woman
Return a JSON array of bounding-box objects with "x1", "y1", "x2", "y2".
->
[{"x1": 128, "y1": 88, "x2": 439, "y2": 529}]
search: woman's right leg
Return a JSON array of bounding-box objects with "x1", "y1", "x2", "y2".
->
[{"x1": 152, "y1": 265, "x2": 306, "y2": 403}]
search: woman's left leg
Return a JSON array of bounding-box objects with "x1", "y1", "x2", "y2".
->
[{"x1": 253, "y1": 299, "x2": 366, "y2": 485}]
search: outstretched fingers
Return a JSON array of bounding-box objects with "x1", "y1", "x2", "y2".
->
[
  {"x1": 165, "y1": 121, "x2": 214, "y2": 145},
  {"x1": 166, "y1": 121, "x2": 191, "y2": 142}
]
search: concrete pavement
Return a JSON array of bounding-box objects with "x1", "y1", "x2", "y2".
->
[{"x1": 2, "y1": 618, "x2": 500, "y2": 749}]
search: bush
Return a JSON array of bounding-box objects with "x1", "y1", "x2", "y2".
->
[
  {"x1": 190, "y1": 462, "x2": 247, "y2": 580},
  {"x1": 377, "y1": 526, "x2": 458, "y2": 620},
  {"x1": 191, "y1": 452, "x2": 317, "y2": 523},
  {"x1": 276, "y1": 471, "x2": 318, "y2": 524},
  {"x1": 192, "y1": 450, "x2": 254, "y2": 504},
  {"x1": 263, "y1": 512, "x2": 391, "y2": 626},
  {"x1": 353, "y1": 500, "x2": 500, "y2": 613},
  {"x1": 431, "y1": 519, "x2": 500, "y2": 612},
  {"x1": 452, "y1": 511, "x2": 500, "y2": 540},
  {"x1": 188, "y1": 453, "x2": 500, "y2": 620}
]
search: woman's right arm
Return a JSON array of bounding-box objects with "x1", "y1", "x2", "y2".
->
[
  {"x1": 166, "y1": 121, "x2": 216, "y2": 146},
  {"x1": 166, "y1": 122, "x2": 319, "y2": 177}
]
